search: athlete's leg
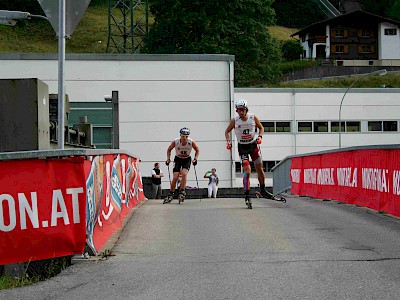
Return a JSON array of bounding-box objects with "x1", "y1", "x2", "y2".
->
[
  {"x1": 242, "y1": 157, "x2": 251, "y2": 192},
  {"x1": 180, "y1": 168, "x2": 189, "y2": 190},
  {"x1": 170, "y1": 172, "x2": 180, "y2": 192},
  {"x1": 251, "y1": 145, "x2": 270, "y2": 197},
  {"x1": 254, "y1": 160, "x2": 265, "y2": 187}
]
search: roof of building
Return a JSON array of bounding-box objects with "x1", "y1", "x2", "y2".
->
[{"x1": 291, "y1": 10, "x2": 400, "y2": 37}]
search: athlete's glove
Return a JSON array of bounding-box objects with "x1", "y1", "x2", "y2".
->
[
  {"x1": 226, "y1": 141, "x2": 232, "y2": 150},
  {"x1": 192, "y1": 158, "x2": 198, "y2": 166},
  {"x1": 256, "y1": 135, "x2": 263, "y2": 144},
  {"x1": 165, "y1": 159, "x2": 171, "y2": 166}
]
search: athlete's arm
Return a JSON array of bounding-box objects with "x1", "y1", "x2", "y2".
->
[
  {"x1": 254, "y1": 115, "x2": 264, "y2": 136},
  {"x1": 225, "y1": 118, "x2": 235, "y2": 142},
  {"x1": 166, "y1": 141, "x2": 175, "y2": 161},
  {"x1": 192, "y1": 140, "x2": 200, "y2": 160}
]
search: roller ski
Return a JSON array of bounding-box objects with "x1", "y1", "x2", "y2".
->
[
  {"x1": 163, "y1": 192, "x2": 174, "y2": 204},
  {"x1": 255, "y1": 188, "x2": 286, "y2": 203},
  {"x1": 178, "y1": 189, "x2": 186, "y2": 204},
  {"x1": 245, "y1": 195, "x2": 252, "y2": 209}
]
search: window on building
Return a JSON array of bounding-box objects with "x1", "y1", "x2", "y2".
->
[
  {"x1": 360, "y1": 29, "x2": 371, "y2": 37},
  {"x1": 262, "y1": 121, "x2": 275, "y2": 132},
  {"x1": 276, "y1": 122, "x2": 291, "y2": 132},
  {"x1": 383, "y1": 121, "x2": 398, "y2": 131},
  {"x1": 333, "y1": 29, "x2": 344, "y2": 37},
  {"x1": 299, "y1": 121, "x2": 330, "y2": 133},
  {"x1": 368, "y1": 121, "x2": 398, "y2": 132},
  {"x1": 261, "y1": 121, "x2": 291, "y2": 133},
  {"x1": 298, "y1": 122, "x2": 312, "y2": 132},
  {"x1": 358, "y1": 44, "x2": 376, "y2": 53},
  {"x1": 331, "y1": 121, "x2": 360, "y2": 132},
  {"x1": 332, "y1": 44, "x2": 349, "y2": 54},
  {"x1": 384, "y1": 28, "x2": 397, "y2": 36},
  {"x1": 331, "y1": 121, "x2": 345, "y2": 132},
  {"x1": 346, "y1": 121, "x2": 361, "y2": 132},
  {"x1": 336, "y1": 45, "x2": 345, "y2": 53},
  {"x1": 368, "y1": 121, "x2": 382, "y2": 131},
  {"x1": 313, "y1": 122, "x2": 328, "y2": 132}
]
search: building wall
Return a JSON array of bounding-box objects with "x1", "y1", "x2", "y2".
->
[
  {"x1": 0, "y1": 54, "x2": 235, "y2": 189},
  {"x1": 234, "y1": 88, "x2": 400, "y2": 186},
  {"x1": 379, "y1": 22, "x2": 400, "y2": 60},
  {"x1": 1, "y1": 55, "x2": 399, "y2": 189}
]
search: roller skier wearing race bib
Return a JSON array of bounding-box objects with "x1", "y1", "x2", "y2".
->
[
  {"x1": 164, "y1": 127, "x2": 200, "y2": 204},
  {"x1": 225, "y1": 99, "x2": 272, "y2": 209}
]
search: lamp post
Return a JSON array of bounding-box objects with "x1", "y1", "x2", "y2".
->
[
  {"x1": 0, "y1": 10, "x2": 48, "y2": 25},
  {"x1": 338, "y1": 69, "x2": 387, "y2": 149}
]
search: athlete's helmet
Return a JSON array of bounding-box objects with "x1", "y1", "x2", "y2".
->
[
  {"x1": 235, "y1": 99, "x2": 248, "y2": 110},
  {"x1": 180, "y1": 127, "x2": 190, "y2": 136}
]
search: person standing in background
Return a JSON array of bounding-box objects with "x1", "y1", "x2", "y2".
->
[
  {"x1": 204, "y1": 168, "x2": 219, "y2": 198},
  {"x1": 151, "y1": 162, "x2": 164, "y2": 199}
]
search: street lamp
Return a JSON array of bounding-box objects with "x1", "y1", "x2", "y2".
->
[
  {"x1": 338, "y1": 69, "x2": 387, "y2": 149},
  {"x1": 0, "y1": 10, "x2": 48, "y2": 26}
]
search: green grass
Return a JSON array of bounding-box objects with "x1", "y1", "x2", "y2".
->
[
  {"x1": 267, "y1": 26, "x2": 298, "y2": 42},
  {"x1": 0, "y1": 3, "x2": 111, "y2": 53},
  {"x1": 260, "y1": 73, "x2": 400, "y2": 88},
  {"x1": 0, "y1": 257, "x2": 71, "y2": 290}
]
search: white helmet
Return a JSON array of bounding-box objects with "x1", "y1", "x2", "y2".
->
[
  {"x1": 180, "y1": 127, "x2": 190, "y2": 136},
  {"x1": 235, "y1": 99, "x2": 248, "y2": 110}
]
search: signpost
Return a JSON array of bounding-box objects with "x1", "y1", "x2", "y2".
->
[{"x1": 37, "y1": 0, "x2": 91, "y2": 149}]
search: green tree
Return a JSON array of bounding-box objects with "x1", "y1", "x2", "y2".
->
[
  {"x1": 273, "y1": 0, "x2": 329, "y2": 29},
  {"x1": 362, "y1": 0, "x2": 400, "y2": 21},
  {"x1": 281, "y1": 40, "x2": 303, "y2": 61},
  {"x1": 387, "y1": 0, "x2": 400, "y2": 21},
  {"x1": 143, "y1": 0, "x2": 281, "y2": 86}
]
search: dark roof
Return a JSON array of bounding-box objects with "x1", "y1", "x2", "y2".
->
[{"x1": 291, "y1": 10, "x2": 400, "y2": 37}]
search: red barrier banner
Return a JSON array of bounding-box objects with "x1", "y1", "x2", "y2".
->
[
  {"x1": 0, "y1": 157, "x2": 87, "y2": 265},
  {"x1": 290, "y1": 149, "x2": 400, "y2": 217},
  {"x1": 84, "y1": 154, "x2": 145, "y2": 254}
]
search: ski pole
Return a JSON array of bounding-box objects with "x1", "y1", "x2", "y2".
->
[
  {"x1": 167, "y1": 163, "x2": 171, "y2": 185},
  {"x1": 193, "y1": 165, "x2": 200, "y2": 201}
]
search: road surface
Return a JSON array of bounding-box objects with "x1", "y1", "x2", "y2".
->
[{"x1": 2, "y1": 195, "x2": 400, "y2": 299}]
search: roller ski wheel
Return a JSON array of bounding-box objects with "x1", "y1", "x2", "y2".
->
[
  {"x1": 255, "y1": 191, "x2": 286, "y2": 203},
  {"x1": 163, "y1": 194, "x2": 173, "y2": 204},
  {"x1": 245, "y1": 196, "x2": 252, "y2": 209},
  {"x1": 178, "y1": 190, "x2": 186, "y2": 204}
]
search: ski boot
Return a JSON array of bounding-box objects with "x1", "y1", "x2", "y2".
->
[
  {"x1": 245, "y1": 194, "x2": 252, "y2": 209},
  {"x1": 163, "y1": 192, "x2": 174, "y2": 204},
  {"x1": 178, "y1": 189, "x2": 186, "y2": 204},
  {"x1": 260, "y1": 187, "x2": 274, "y2": 200}
]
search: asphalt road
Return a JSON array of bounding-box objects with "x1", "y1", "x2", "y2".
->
[{"x1": 2, "y1": 195, "x2": 400, "y2": 300}]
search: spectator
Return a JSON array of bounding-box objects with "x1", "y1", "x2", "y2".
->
[
  {"x1": 204, "y1": 168, "x2": 219, "y2": 198},
  {"x1": 151, "y1": 162, "x2": 164, "y2": 199}
]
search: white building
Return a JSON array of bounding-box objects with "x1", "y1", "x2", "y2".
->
[
  {"x1": 235, "y1": 87, "x2": 400, "y2": 186},
  {"x1": 1, "y1": 54, "x2": 399, "y2": 188}
]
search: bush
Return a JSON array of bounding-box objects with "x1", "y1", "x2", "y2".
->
[{"x1": 281, "y1": 40, "x2": 304, "y2": 61}]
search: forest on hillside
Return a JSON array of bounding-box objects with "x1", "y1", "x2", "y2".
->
[{"x1": 1, "y1": 0, "x2": 399, "y2": 29}]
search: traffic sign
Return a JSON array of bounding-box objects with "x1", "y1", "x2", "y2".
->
[{"x1": 37, "y1": 0, "x2": 91, "y2": 37}]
